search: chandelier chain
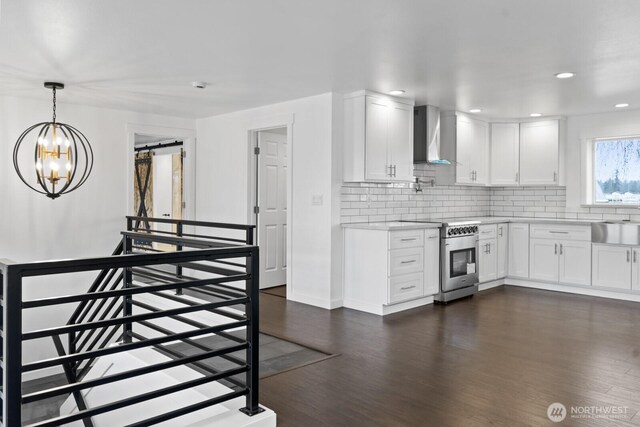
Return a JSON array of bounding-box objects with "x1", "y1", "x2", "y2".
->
[{"x1": 52, "y1": 87, "x2": 57, "y2": 123}]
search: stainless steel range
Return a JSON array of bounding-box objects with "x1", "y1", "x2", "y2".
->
[{"x1": 435, "y1": 220, "x2": 480, "y2": 303}]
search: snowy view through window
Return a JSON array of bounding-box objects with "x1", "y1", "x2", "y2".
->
[{"x1": 594, "y1": 138, "x2": 640, "y2": 204}]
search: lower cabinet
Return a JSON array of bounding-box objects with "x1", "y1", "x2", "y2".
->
[
  {"x1": 423, "y1": 228, "x2": 440, "y2": 296},
  {"x1": 497, "y1": 224, "x2": 508, "y2": 278},
  {"x1": 479, "y1": 238, "x2": 498, "y2": 282},
  {"x1": 343, "y1": 227, "x2": 440, "y2": 315},
  {"x1": 508, "y1": 223, "x2": 530, "y2": 278},
  {"x1": 530, "y1": 238, "x2": 591, "y2": 286},
  {"x1": 592, "y1": 244, "x2": 640, "y2": 290}
]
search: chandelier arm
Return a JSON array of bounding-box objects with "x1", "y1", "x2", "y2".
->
[
  {"x1": 62, "y1": 123, "x2": 94, "y2": 190},
  {"x1": 13, "y1": 122, "x2": 50, "y2": 195},
  {"x1": 33, "y1": 124, "x2": 51, "y2": 193}
]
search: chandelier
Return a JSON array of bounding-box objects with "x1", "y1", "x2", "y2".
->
[{"x1": 13, "y1": 82, "x2": 94, "y2": 199}]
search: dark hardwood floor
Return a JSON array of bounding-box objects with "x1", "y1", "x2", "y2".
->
[{"x1": 259, "y1": 286, "x2": 640, "y2": 426}]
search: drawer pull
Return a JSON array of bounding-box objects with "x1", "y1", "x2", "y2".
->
[
  {"x1": 400, "y1": 259, "x2": 416, "y2": 264},
  {"x1": 481, "y1": 230, "x2": 492, "y2": 234},
  {"x1": 400, "y1": 238, "x2": 417, "y2": 241},
  {"x1": 428, "y1": 235, "x2": 438, "y2": 239},
  {"x1": 549, "y1": 231, "x2": 569, "y2": 234},
  {"x1": 400, "y1": 285, "x2": 416, "y2": 291}
]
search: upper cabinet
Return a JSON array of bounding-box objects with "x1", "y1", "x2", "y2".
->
[
  {"x1": 519, "y1": 120, "x2": 561, "y2": 186},
  {"x1": 343, "y1": 91, "x2": 415, "y2": 182},
  {"x1": 490, "y1": 123, "x2": 520, "y2": 186},
  {"x1": 450, "y1": 117, "x2": 563, "y2": 187},
  {"x1": 440, "y1": 112, "x2": 489, "y2": 185}
]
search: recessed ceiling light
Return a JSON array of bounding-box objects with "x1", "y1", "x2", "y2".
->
[
  {"x1": 615, "y1": 103, "x2": 629, "y2": 108},
  {"x1": 469, "y1": 109, "x2": 482, "y2": 113},
  {"x1": 530, "y1": 113, "x2": 543, "y2": 117},
  {"x1": 388, "y1": 90, "x2": 405, "y2": 95},
  {"x1": 555, "y1": 72, "x2": 575, "y2": 79}
]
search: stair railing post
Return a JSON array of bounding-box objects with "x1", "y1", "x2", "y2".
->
[
  {"x1": 3, "y1": 265, "x2": 23, "y2": 426},
  {"x1": 122, "y1": 234, "x2": 133, "y2": 343},
  {"x1": 175, "y1": 221, "x2": 183, "y2": 296},
  {"x1": 241, "y1": 246, "x2": 263, "y2": 416}
]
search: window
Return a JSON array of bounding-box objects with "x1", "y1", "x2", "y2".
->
[{"x1": 593, "y1": 138, "x2": 640, "y2": 204}]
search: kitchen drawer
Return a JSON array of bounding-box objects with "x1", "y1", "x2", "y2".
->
[
  {"x1": 388, "y1": 273, "x2": 424, "y2": 304},
  {"x1": 389, "y1": 247, "x2": 424, "y2": 276},
  {"x1": 389, "y1": 230, "x2": 424, "y2": 249},
  {"x1": 530, "y1": 224, "x2": 591, "y2": 241},
  {"x1": 478, "y1": 224, "x2": 497, "y2": 240}
]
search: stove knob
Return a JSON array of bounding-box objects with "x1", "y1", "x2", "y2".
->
[
  {"x1": 473, "y1": 226, "x2": 478, "y2": 233},
  {"x1": 447, "y1": 229, "x2": 453, "y2": 236},
  {"x1": 452, "y1": 229, "x2": 459, "y2": 235}
]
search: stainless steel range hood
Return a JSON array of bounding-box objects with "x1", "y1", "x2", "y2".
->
[{"x1": 413, "y1": 105, "x2": 451, "y2": 164}]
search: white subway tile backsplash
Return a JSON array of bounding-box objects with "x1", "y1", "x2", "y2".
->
[{"x1": 340, "y1": 165, "x2": 638, "y2": 223}]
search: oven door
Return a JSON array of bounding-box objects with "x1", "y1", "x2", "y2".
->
[{"x1": 442, "y1": 235, "x2": 479, "y2": 292}]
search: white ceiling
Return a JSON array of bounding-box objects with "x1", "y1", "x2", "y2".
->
[{"x1": 2, "y1": 0, "x2": 640, "y2": 119}]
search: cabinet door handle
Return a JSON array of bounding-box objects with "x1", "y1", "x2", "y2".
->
[
  {"x1": 481, "y1": 230, "x2": 492, "y2": 234},
  {"x1": 488, "y1": 244, "x2": 491, "y2": 254},
  {"x1": 498, "y1": 227, "x2": 503, "y2": 237},
  {"x1": 627, "y1": 250, "x2": 631, "y2": 263},
  {"x1": 428, "y1": 235, "x2": 438, "y2": 239},
  {"x1": 400, "y1": 285, "x2": 416, "y2": 291},
  {"x1": 400, "y1": 238, "x2": 417, "y2": 241},
  {"x1": 634, "y1": 251, "x2": 637, "y2": 263},
  {"x1": 549, "y1": 231, "x2": 569, "y2": 234},
  {"x1": 515, "y1": 172, "x2": 519, "y2": 182},
  {"x1": 559, "y1": 244, "x2": 563, "y2": 255},
  {"x1": 553, "y1": 172, "x2": 558, "y2": 182},
  {"x1": 393, "y1": 165, "x2": 397, "y2": 177},
  {"x1": 554, "y1": 243, "x2": 558, "y2": 255},
  {"x1": 401, "y1": 259, "x2": 416, "y2": 264}
]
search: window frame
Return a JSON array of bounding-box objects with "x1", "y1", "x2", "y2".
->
[{"x1": 591, "y1": 135, "x2": 640, "y2": 206}]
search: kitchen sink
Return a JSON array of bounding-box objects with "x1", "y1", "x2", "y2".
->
[{"x1": 592, "y1": 222, "x2": 640, "y2": 245}]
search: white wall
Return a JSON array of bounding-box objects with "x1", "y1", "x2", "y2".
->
[
  {"x1": 565, "y1": 109, "x2": 640, "y2": 210},
  {"x1": 0, "y1": 95, "x2": 195, "y2": 377},
  {"x1": 196, "y1": 93, "x2": 343, "y2": 309}
]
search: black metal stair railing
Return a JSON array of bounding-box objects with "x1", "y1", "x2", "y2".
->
[{"x1": 0, "y1": 217, "x2": 260, "y2": 427}]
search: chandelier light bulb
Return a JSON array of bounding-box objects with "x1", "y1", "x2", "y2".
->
[
  {"x1": 35, "y1": 161, "x2": 42, "y2": 171},
  {"x1": 65, "y1": 139, "x2": 70, "y2": 147},
  {"x1": 50, "y1": 161, "x2": 59, "y2": 172},
  {"x1": 66, "y1": 162, "x2": 72, "y2": 171}
]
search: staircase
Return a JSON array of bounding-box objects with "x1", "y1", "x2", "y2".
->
[{"x1": 0, "y1": 216, "x2": 276, "y2": 427}]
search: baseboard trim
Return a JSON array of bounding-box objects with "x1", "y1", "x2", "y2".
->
[
  {"x1": 479, "y1": 279, "x2": 505, "y2": 291},
  {"x1": 344, "y1": 296, "x2": 434, "y2": 316},
  {"x1": 287, "y1": 291, "x2": 342, "y2": 310},
  {"x1": 505, "y1": 278, "x2": 640, "y2": 303}
]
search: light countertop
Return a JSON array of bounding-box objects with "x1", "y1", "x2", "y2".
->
[
  {"x1": 342, "y1": 221, "x2": 442, "y2": 231},
  {"x1": 343, "y1": 216, "x2": 615, "y2": 231}
]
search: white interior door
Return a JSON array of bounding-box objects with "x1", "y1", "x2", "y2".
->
[{"x1": 257, "y1": 130, "x2": 288, "y2": 288}]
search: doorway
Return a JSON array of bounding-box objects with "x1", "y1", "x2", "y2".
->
[
  {"x1": 133, "y1": 134, "x2": 184, "y2": 251},
  {"x1": 254, "y1": 128, "x2": 288, "y2": 289}
]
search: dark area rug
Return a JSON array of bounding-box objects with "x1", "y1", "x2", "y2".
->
[{"x1": 164, "y1": 329, "x2": 333, "y2": 386}]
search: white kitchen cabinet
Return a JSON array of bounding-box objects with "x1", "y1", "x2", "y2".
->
[
  {"x1": 496, "y1": 224, "x2": 508, "y2": 278},
  {"x1": 423, "y1": 228, "x2": 440, "y2": 296},
  {"x1": 530, "y1": 239, "x2": 560, "y2": 282},
  {"x1": 508, "y1": 223, "x2": 530, "y2": 279},
  {"x1": 343, "y1": 91, "x2": 415, "y2": 182},
  {"x1": 633, "y1": 248, "x2": 640, "y2": 291},
  {"x1": 529, "y1": 225, "x2": 592, "y2": 286},
  {"x1": 479, "y1": 239, "x2": 498, "y2": 283},
  {"x1": 558, "y1": 240, "x2": 592, "y2": 286},
  {"x1": 343, "y1": 226, "x2": 438, "y2": 315},
  {"x1": 490, "y1": 123, "x2": 520, "y2": 185},
  {"x1": 387, "y1": 102, "x2": 414, "y2": 181},
  {"x1": 592, "y1": 244, "x2": 633, "y2": 290},
  {"x1": 440, "y1": 112, "x2": 489, "y2": 185},
  {"x1": 519, "y1": 120, "x2": 560, "y2": 185}
]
